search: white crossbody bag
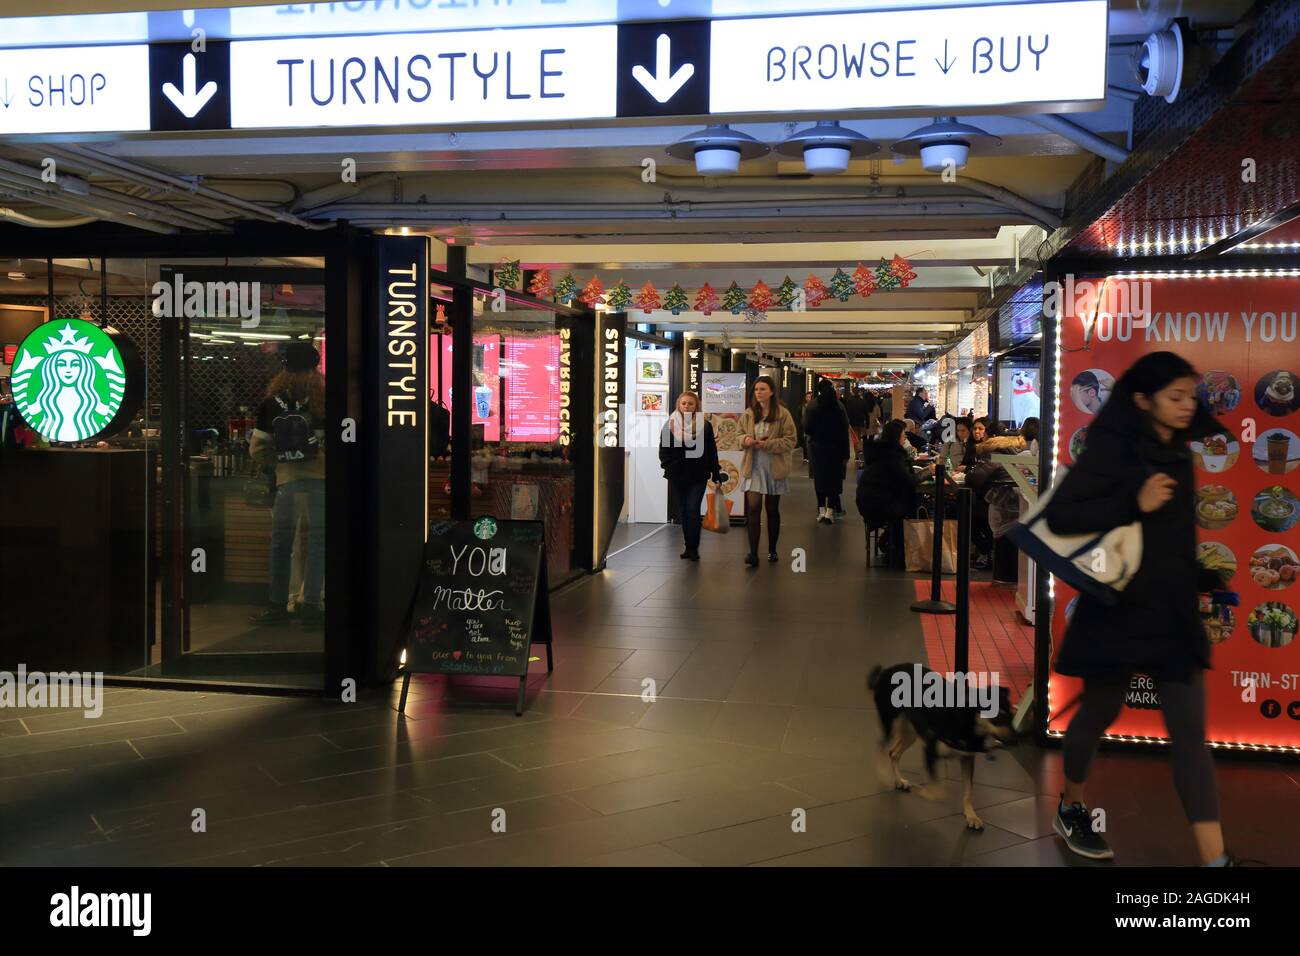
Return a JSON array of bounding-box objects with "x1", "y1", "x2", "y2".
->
[{"x1": 1007, "y1": 465, "x2": 1143, "y2": 606}]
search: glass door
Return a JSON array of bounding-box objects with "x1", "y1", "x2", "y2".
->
[{"x1": 150, "y1": 259, "x2": 328, "y2": 689}]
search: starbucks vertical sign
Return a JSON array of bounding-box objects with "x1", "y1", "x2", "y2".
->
[{"x1": 10, "y1": 320, "x2": 130, "y2": 442}]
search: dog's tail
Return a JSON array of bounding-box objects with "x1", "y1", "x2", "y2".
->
[{"x1": 867, "y1": 665, "x2": 884, "y2": 692}]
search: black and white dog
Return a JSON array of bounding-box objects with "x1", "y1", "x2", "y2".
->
[{"x1": 868, "y1": 663, "x2": 1017, "y2": 831}]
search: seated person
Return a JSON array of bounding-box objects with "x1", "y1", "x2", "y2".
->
[
  {"x1": 900, "y1": 417, "x2": 928, "y2": 457},
  {"x1": 858, "y1": 420, "x2": 934, "y2": 563},
  {"x1": 937, "y1": 415, "x2": 977, "y2": 473},
  {"x1": 974, "y1": 415, "x2": 1028, "y2": 458},
  {"x1": 1018, "y1": 416, "x2": 1040, "y2": 455}
]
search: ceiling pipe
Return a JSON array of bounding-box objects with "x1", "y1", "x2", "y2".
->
[
  {"x1": 651, "y1": 170, "x2": 1061, "y2": 228},
  {"x1": 29, "y1": 144, "x2": 331, "y2": 230},
  {"x1": 292, "y1": 173, "x2": 399, "y2": 212},
  {"x1": 307, "y1": 197, "x2": 1036, "y2": 226},
  {"x1": 1020, "y1": 114, "x2": 1131, "y2": 164},
  {"x1": 0, "y1": 182, "x2": 178, "y2": 235},
  {"x1": 0, "y1": 207, "x2": 98, "y2": 228},
  {"x1": 0, "y1": 159, "x2": 223, "y2": 231}
]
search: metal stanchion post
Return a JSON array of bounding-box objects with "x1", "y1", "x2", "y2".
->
[
  {"x1": 955, "y1": 486, "x2": 972, "y2": 672},
  {"x1": 910, "y1": 461, "x2": 957, "y2": 615}
]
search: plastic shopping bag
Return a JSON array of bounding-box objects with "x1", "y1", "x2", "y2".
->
[{"x1": 702, "y1": 489, "x2": 731, "y2": 534}]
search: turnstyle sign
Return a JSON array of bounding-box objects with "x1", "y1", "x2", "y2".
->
[{"x1": 399, "y1": 518, "x2": 554, "y2": 716}]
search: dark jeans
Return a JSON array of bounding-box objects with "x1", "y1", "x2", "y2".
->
[
  {"x1": 671, "y1": 478, "x2": 708, "y2": 550},
  {"x1": 269, "y1": 478, "x2": 325, "y2": 608}
]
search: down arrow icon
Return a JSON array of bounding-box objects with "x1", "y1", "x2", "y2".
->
[
  {"x1": 632, "y1": 34, "x2": 695, "y2": 104},
  {"x1": 162, "y1": 53, "x2": 218, "y2": 118}
]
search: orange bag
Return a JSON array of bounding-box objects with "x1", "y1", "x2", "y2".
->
[{"x1": 702, "y1": 490, "x2": 731, "y2": 534}]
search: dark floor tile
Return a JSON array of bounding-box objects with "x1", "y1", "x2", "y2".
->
[
  {"x1": 634, "y1": 698, "x2": 723, "y2": 735},
  {"x1": 706, "y1": 701, "x2": 792, "y2": 750}
]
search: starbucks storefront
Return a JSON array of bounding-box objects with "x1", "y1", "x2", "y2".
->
[{"x1": 0, "y1": 226, "x2": 365, "y2": 693}]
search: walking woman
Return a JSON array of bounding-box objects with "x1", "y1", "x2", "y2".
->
[
  {"x1": 804, "y1": 379, "x2": 851, "y2": 524},
  {"x1": 659, "y1": 391, "x2": 724, "y2": 561},
  {"x1": 739, "y1": 375, "x2": 799, "y2": 566},
  {"x1": 1044, "y1": 352, "x2": 1237, "y2": 865}
]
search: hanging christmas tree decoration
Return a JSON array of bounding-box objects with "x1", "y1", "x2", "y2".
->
[
  {"x1": 776, "y1": 275, "x2": 799, "y2": 309},
  {"x1": 748, "y1": 279, "x2": 775, "y2": 312},
  {"x1": 873, "y1": 257, "x2": 901, "y2": 292},
  {"x1": 852, "y1": 262, "x2": 876, "y2": 299},
  {"x1": 889, "y1": 254, "x2": 917, "y2": 288},
  {"x1": 804, "y1": 274, "x2": 830, "y2": 308},
  {"x1": 579, "y1": 275, "x2": 606, "y2": 307},
  {"x1": 828, "y1": 267, "x2": 854, "y2": 302},
  {"x1": 527, "y1": 268, "x2": 553, "y2": 298},
  {"x1": 663, "y1": 283, "x2": 689, "y2": 315},
  {"x1": 722, "y1": 281, "x2": 747, "y2": 315},
  {"x1": 693, "y1": 282, "x2": 720, "y2": 316},
  {"x1": 495, "y1": 258, "x2": 522, "y2": 290},
  {"x1": 634, "y1": 281, "x2": 661, "y2": 314},
  {"x1": 554, "y1": 272, "x2": 577, "y2": 305},
  {"x1": 605, "y1": 278, "x2": 633, "y2": 312}
]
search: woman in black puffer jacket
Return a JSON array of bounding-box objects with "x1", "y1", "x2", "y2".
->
[{"x1": 1043, "y1": 351, "x2": 1236, "y2": 866}]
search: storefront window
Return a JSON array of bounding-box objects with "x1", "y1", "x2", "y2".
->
[
  {"x1": 432, "y1": 292, "x2": 579, "y2": 584},
  {"x1": 0, "y1": 257, "x2": 329, "y2": 690}
]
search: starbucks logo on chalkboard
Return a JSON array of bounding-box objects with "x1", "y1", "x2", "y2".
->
[{"x1": 474, "y1": 516, "x2": 498, "y2": 540}]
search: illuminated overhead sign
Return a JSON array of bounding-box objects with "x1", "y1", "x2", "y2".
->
[
  {"x1": 229, "y1": 26, "x2": 617, "y2": 128},
  {"x1": 0, "y1": 46, "x2": 150, "y2": 135},
  {"x1": 710, "y1": 1, "x2": 1108, "y2": 113},
  {"x1": 0, "y1": 1, "x2": 1107, "y2": 135}
]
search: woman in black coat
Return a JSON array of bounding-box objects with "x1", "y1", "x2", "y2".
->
[
  {"x1": 856, "y1": 419, "x2": 935, "y2": 563},
  {"x1": 659, "y1": 391, "x2": 724, "y2": 561},
  {"x1": 804, "y1": 379, "x2": 851, "y2": 523},
  {"x1": 1043, "y1": 351, "x2": 1235, "y2": 866}
]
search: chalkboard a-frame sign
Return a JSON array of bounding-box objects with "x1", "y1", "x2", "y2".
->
[{"x1": 399, "y1": 517, "x2": 554, "y2": 716}]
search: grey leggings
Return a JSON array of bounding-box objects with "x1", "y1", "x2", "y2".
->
[{"x1": 1062, "y1": 670, "x2": 1220, "y2": 823}]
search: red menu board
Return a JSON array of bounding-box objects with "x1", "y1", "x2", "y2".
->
[
  {"x1": 503, "y1": 334, "x2": 561, "y2": 442},
  {"x1": 439, "y1": 333, "x2": 500, "y2": 442},
  {"x1": 1051, "y1": 274, "x2": 1300, "y2": 750}
]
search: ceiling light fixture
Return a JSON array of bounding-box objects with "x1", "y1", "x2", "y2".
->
[
  {"x1": 890, "y1": 117, "x2": 1002, "y2": 173},
  {"x1": 775, "y1": 120, "x2": 879, "y2": 175},
  {"x1": 666, "y1": 124, "x2": 770, "y2": 177}
]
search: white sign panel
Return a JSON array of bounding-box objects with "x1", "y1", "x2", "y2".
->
[
  {"x1": 0, "y1": 45, "x2": 151, "y2": 134},
  {"x1": 709, "y1": 0, "x2": 1107, "y2": 113},
  {"x1": 229, "y1": 25, "x2": 618, "y2": 129}
]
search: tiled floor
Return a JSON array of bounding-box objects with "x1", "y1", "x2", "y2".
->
[{"x1": 1, "y1": 463, "x2": 1296, "y2": 866}]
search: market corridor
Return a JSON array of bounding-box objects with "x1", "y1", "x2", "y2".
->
[{"x1": 0, "y1": 465, "x2": 1295, "y2": 867}]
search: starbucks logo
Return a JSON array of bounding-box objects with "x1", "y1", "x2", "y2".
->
[
  {"x1": 473, "y1": 516, "x2": 498, "y2": 540},
  {"x1": 11, "y1": 320, "x2": 126, "y2": 442}
]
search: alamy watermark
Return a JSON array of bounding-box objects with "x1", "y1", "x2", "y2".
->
[
  {"x1": 151, "y1": 272, "x2": 261, "y2": 328},
  {"x1": 0, "y1": 664, "x2": 104, "y2": 718},
  {"x1": 888, "y1": 665, "x2": 1003, "y2": 718},
  {"x1": 1043, "y1": 274, "x2": 1153, "y2": 330}
]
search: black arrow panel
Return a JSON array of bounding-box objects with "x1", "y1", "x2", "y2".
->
[
  {"x1": 149, "y1": 41, "x2": 231, "y2": 132},
  {"x1": 616, "y1": 20, "x2": 710, "y2": 119}
]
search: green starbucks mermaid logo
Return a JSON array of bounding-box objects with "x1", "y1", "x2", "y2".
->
[{"x1": 11, "y1": 320, "x2": 126, "y2": 442}]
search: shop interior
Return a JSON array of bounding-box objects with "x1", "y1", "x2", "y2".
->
[{"x1": 1, "y1": 256, "x2": 329, "y2": 688}]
